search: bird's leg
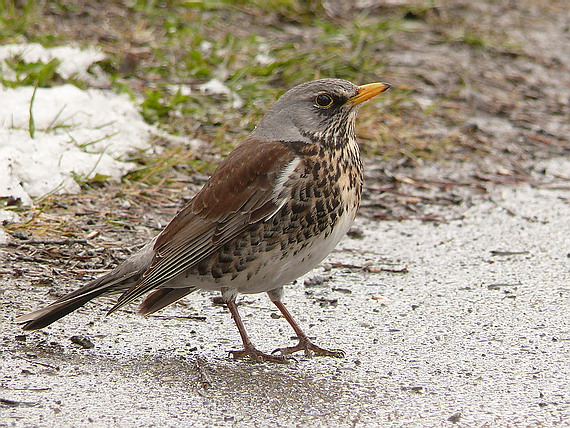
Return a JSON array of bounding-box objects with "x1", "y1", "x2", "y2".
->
[
  {"x1": 270, "y1": 299, "x2": 345, "y2": 358},
  {"x1": 223, "y1": 292, "x2": 287, "y2": 363}
]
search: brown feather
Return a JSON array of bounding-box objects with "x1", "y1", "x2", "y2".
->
[
  {"x1": 137, "y1": 287, "x2": 197, "y2": 316},
  {"x1": 108, "y1": 139, "x2": 299, "y2": 312}
]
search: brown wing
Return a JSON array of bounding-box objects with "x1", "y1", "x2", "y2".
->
[{"x1": 108, "y1": 138, "x2": 300, "y2": 313}]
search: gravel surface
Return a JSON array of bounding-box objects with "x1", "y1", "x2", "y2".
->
[{"x1": 1, "y1": 157, "x2": 568, "y2": 427}]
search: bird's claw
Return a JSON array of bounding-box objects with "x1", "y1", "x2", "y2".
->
[
  {"x1": 272, "y1": 338, "x2": 346, "y2": 359},
  {"x1": 228, "y1": 347, "x2": 289, "y2": 363}
]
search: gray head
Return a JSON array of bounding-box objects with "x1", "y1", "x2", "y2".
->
[{"x1": 251, "y1": 78, "x2": 390, "y2": 144}]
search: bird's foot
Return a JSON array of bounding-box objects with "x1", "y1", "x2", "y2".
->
[
  {"x1": 229, "y1": 346, "x2": 289, "y2": 363},
  {"x1": 273, "y1": 337, "x2": 345, "y2": 358}
]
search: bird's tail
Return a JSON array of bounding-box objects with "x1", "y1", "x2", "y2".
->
[
  {"x1": 137, "y1": 287, "x2": 197, "y2": 316},
  {"x1": 15, "y1": 271, "x2": 141, "y2": 330},
  {"x1": 15, "y1": 240, "x2": 156, "y2": 330}
]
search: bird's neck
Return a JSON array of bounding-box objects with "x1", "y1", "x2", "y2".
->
[{"x1": 251, "y1": 114, "x2": 313, "y2": 144}]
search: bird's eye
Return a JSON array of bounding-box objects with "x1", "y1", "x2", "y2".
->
[{"x1": 314, "y1": 94, "x2": 334, "y2": 108}]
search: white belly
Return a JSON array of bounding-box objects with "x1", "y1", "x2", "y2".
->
[
  {"x1": 238, "y1": 207, "x2": 356, "y2": 294},
  {"x1": 271, "y1": 210, "x2": 353, "y2": 286}
]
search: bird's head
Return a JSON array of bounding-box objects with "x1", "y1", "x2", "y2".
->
[{"x1": 251, "y1": 78, "x2": 390, "y2": 146}]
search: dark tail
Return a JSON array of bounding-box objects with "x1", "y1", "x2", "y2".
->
[
  {"x1": 137, "y1": 287, "x2": 196, "y2": 316},
  {"x1": 16, "y1": 240, "x2": 156, "y2": 330},
  {"x1": 16, "y1": 287, "x2": 110, "y2": 330},
  {"x1": 16, "y1": 271, "x2": 140, "y2": 330}
]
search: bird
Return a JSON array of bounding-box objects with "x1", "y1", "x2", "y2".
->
[{"x1": 16, "y1": 78, "x2": 391, "y2": 362}]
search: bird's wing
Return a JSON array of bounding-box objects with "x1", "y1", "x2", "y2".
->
[{"x1": 108, "y1": 138, "x2": 302, "y2": 313}]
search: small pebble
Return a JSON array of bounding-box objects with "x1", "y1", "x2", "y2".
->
[
  {"x1": 448, "y1": 412, "x2": 462, "y2": 423},
  {"x1": 304, "y1": 274, "x2": 330, "y2": 286},
  {"x1": 211, "y1": 296, "x2": 225, "y2": 305},
  {"x1": 70, "y1": 336, "x2": 94, "y2": 349},
  {"x1": 347, "y1": 227, "x2": 364, "y2": 239}
]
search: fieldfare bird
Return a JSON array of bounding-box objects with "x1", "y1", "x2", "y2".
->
[{"x1": 16, "y1": 78, "x2": 390, "y2": 362}]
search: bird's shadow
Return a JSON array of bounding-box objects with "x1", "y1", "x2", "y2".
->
[{"x1": 14, "y1": 340, "x2": 366, "y2": 407}]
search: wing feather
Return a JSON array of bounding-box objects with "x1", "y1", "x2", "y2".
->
[{"x1": 108, "y1": 139, "x2": 301, "y2": 313}]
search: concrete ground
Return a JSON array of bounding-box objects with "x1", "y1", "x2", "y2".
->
[{"x1": 1, "y1": 156, "x2": 569, "y2": 427}]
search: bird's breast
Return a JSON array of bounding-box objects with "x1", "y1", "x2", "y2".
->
[{"x1": 169, "y1": 141, "x2": 363, "y2": 294}]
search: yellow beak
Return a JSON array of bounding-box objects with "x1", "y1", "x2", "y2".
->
[{"x1": 347, "y1": 82, "x2": 391, "y2": 105}]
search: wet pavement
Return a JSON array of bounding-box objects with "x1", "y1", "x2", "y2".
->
[{"x1": 1, "y1": 157, "x2": 569, "y2": 427}]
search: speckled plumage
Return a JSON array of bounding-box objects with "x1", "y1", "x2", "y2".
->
[
  {"x1": 183, "y1": 138, "x2": 362, "y2": 293},
  {"x1": 16, "y1": 78, "x2": 390, "y2": 362}
]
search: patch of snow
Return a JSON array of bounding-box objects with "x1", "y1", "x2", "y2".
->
[
  {"x1": 0, "y1": 84, "x2": 154, "y2": 205},
  {"x1": 0, "y1": 209, "x2": 20, "y2": 224},
  {"x1": 255, "y1": 53, "x2": 273, "y2": 65},
  {"x1": 185, "y1": 138, "x2": 207, "y2": 149},
  {"x1": 0, "y1": 209, "x2": 18, "y2": 244},
  {"x1": 198, "y1": 78, "x2": 243, "y2": 109},
  {"x1": 199, "y1": 41, "x2": 213, "y2": 53},
  {"x1": 167, "y1": 84, "x2": 192, "y2": 96},
  {"x1": 0, "y1": 43, "x2": 106, "y2": 83},
  {"x1": 198, "y1": 78, "x2": 229, "y2": 95},
  {"x1": 255, "y1": 47, "x2": 274, "y2": 66},
  {"x1": 414, "y1": 96, "x2": 433, "y2": 110},
  {"x1": 533, "y1": 157, "x2": 570, "y2": 179},
  {"x1": 467, "y1": 115, "x2": 515, "y2": 137},
  {"x1": 0, "y1": 43, "x2": 156, "y2": 210}
]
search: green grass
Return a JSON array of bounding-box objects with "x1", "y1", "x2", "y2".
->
[
  {"x1": 0, "y1": 0, "x2": 57, "y2": 44},
  {"x1": 2, "y1": 0, "x2": 527, "y2": 238},
  {"x1": 110, "y1": 1, "x2": 407, "y2": 155},
  {"x1": 0, "y1": 0, "x2": 461, "y2": 194},
  {"x1": 0, "y1": 57, "x2": 62, "y2": 88},
  {"x1": 0, "y1": 0, "x2": 421, "y2": 195},
  {"x1": 1, "y1": 0, "x2": 405, "y2": 116}
]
